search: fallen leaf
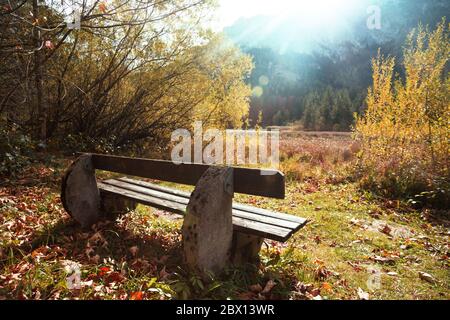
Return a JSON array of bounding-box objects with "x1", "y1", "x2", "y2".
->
[
  {"x1": 130, "y1": 291, "x2": 143, "y2": 300},
  {"x1": 348, "y1": 261, "x2": 363, "y2": 272},
  {"x1": 380, "y1": 224, "x2": 392, "y2": 236},
  {"x1": 357, "y1": 287, "x2": 369, "y2": 300},
  {"x1": 310, "y1": 288, "x2": 320, "y2": 297},
  {"x1": 372, "y1": 255, "x2": 396, "y2": 264},
  {"x1": 44, "y1": 40, "x2": 54, "y2": 49},
  {"x1": 386, "y1": 272, "x2": 398, "y2": 277},
  {"x1": 159, "y1": 266, "x2": 170, "y2": 280},
  {"x1": 418, "y1": 272, "x2": 435, "y2": 284},
  {"x1": 99, "y1": 2, "x2": 107, "y2": 13},
  {"x1": 81, "y1": 280, "x2": 93, "y2": 287},
  {"x1": 295, "y1": 282, "x2": 314, "y2": 294},
  {"x1": 105, "y1": 272, "x2": 125, "y2": 284},
  {"x1": 314, "y1": 235, "x2": 321, "y2": 244},
  {"x1": 261, "y1": 280, "x2": 276, "y2": 294},
  {"x1": 321, "y1": 282, "x2": 333, "y2": 292},
  {"x1": 98, "y1": 266, "x2": 110, "y2": 277},
  {"x1": 314, "y1": 265, "x2": 331, "y2": 280}
]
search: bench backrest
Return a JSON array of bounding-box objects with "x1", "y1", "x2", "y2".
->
[{"x1": 86, "y1": 153, "x2": 285, "y2": 199}]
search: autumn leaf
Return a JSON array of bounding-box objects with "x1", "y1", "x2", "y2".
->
[
  {"x1": 130, "y1": 291, "x2": 143, "y2": 300},
  {"x1": 105, "y1": 272, "x2": 125, "y2": 284},
  {"x1": 418, "y1": 272, "x2": 435, "y2": 284},
  {"x1": 159, "y1": 266, "x2": 170, "y2": 280},
  {"x1": 44, "y1": 40, "x2": 54, "y2": 50},
  {"x1": 321, "y1": 282, "x2": 333, "y2": 292},
  {"x1": 380, "y1": 224, "x2": 392, "y2": 236},
  {"x1": 261, "y1": 280, "x2": 276, "y2": 294},
  {"x1": 357, "y1": 288, "x2": 369, "y2": 300},
  {"x1": 99, "y1": 2, "x2": 107, "y2": 13},
  {"x1": 98, "y1": 266, "x2": 110, "y2": 277}
]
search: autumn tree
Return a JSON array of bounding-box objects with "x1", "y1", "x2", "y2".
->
[
  {"x1": 0, "y1": 0, "x2": 253, "y2": 152},
  {"x1": 354, "y1": 19, "x2": 449, "y2": 207}
]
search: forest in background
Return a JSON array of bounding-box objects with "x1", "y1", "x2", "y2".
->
[{"x1": 226, "y1": 0, "x2": 450, "y2": 130}]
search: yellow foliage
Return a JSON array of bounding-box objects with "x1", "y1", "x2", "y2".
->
[{"x1": 354, "y1": 19, "x2": 449, "y2": 206}]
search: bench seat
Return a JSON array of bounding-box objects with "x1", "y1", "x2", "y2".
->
[{"x1": 97, "y1": 177, "x2": 307, "y2": 242}]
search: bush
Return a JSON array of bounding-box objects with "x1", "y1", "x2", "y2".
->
[
  {"x1": 0, "y1": 124, "x2": 33, "y2": 177},
  {"x1": 354, "y1": 20, "x2": 449, "y2": 208}
]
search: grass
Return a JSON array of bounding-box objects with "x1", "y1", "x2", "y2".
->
[{"x1": 0, "y1": 132, "x2": 448, "y2": 300}]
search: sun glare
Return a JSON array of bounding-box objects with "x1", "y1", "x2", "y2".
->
[{"x1": 216, "y1": 0, "x2": 362, "y2": 30}]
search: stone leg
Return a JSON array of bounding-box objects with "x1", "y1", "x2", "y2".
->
[
  {"x1": 230, "y1": 232, "x2": 263, "y2": 265},
  {"x1": 99, "y1": 191, "x2": 137, "y2": 219},
  {"x1": 182, "y1": 167, "x2": 234, "y2": 275},
  {"x1": 61, "y1": 154, "x2": 100, "y2": 228}
]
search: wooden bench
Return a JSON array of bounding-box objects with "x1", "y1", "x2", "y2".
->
[{"x1": 61, "y1": 153, "x2": 307, "y2": 273}]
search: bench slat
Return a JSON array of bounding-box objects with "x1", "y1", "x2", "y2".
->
[
  {"x1": 102, "y1": 179, "x2": 301, "y2": 231},
  {"x1": 98, "y1": 182, "x2": 186, "y2": 214},
  {"x1": 89, "y1": 153, "x2": 285, "y2": 199},
  {"x1": 118, "y1": 177, "x2": 307, "y2": 225},
  {"x1": 97, "y1": 181, "x2": 297, "y2": 242}
]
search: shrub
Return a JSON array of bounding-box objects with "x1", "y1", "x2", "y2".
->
[
  {"x1": 0, "y1": 124, "x2": 33, "y2": 177},
  {"x1": 354, "y1": 20, "x2": 449, "y2": 208}
]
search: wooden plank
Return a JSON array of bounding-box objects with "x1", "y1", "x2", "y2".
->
[
  {"x1": 97, "y1": 182, "x2": 293, "y2": 241},
  {"x1": 102, "y1": 179, "x2": 300, "y2": 230},
  {"x1": 87, "y1": 153, "x2": 285, "y2": 199},
  {"x1": 231, "y1": 217, "x2": 292, "y2": 242},
  {"x1": 119, "y1": 177, "x2": 192, "y2": 198},
  {"x1": 118, "y1": 177, "x2": 306, "y2": 225},
  {"x1": 233, "y1": 203, "x2": 308, "y2": 225},
  {"x1": 97, "y1": 182, "x2": 186, "y2": 215}
]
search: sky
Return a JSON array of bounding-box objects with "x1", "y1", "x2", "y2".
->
[{"x1": 212, "y1": 0, "x2": 365, "y2": 30}]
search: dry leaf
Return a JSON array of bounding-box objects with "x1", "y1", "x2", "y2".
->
[
  {"x1": 357, "y1": 287, "x2": 369, "y2": 300},
  {"x1": 99, "y1": 2, "x2": 107, "y2": 13},
  {"x1": 380, "y1": 224, "x2": 392, "y2": 236},
  {"x1": 418, "y1": 272, "x2": 435, "y2": 284},
  {"x1": 130, "y1": 291, "x2": 143, "y2": 300},
  {"x1": 321, "y1": 282, "x2": 333, "y2": 292},
  {"x1": 159, "y1": 266, "x2": 170, "y2": 280},
  {"x1": 261, "y1": 280, "x2": 276, "y2": 294},
  {"x1": 310, "y1": 288, "x2": 320, "y2": 297}
]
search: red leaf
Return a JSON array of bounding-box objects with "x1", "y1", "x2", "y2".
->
[
  {"x1": 98, "y1": 266, "x2": 110, "y2": 276},
  {"x1": 99, "y1": 2, "x2": 107, "y2": 13},
  {"x1": 130, "y1": 291, "x2": 143, "y2": 300},
  {"x1": 44, "y1": 40, "x2": 54, "y2": 50}
]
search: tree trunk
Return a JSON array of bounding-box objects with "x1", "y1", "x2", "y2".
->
[{"x1": 32, "y1": 0, "x2": 46, "y2": 142}]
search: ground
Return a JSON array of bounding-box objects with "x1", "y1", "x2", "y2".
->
[{"x1": 0, "y1": 132, "x2": 448, "y2": 300}]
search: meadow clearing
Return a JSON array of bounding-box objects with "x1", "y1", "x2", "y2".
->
[{"x1": 0, "y1": 131, "x2": 448, "y2": 300}]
